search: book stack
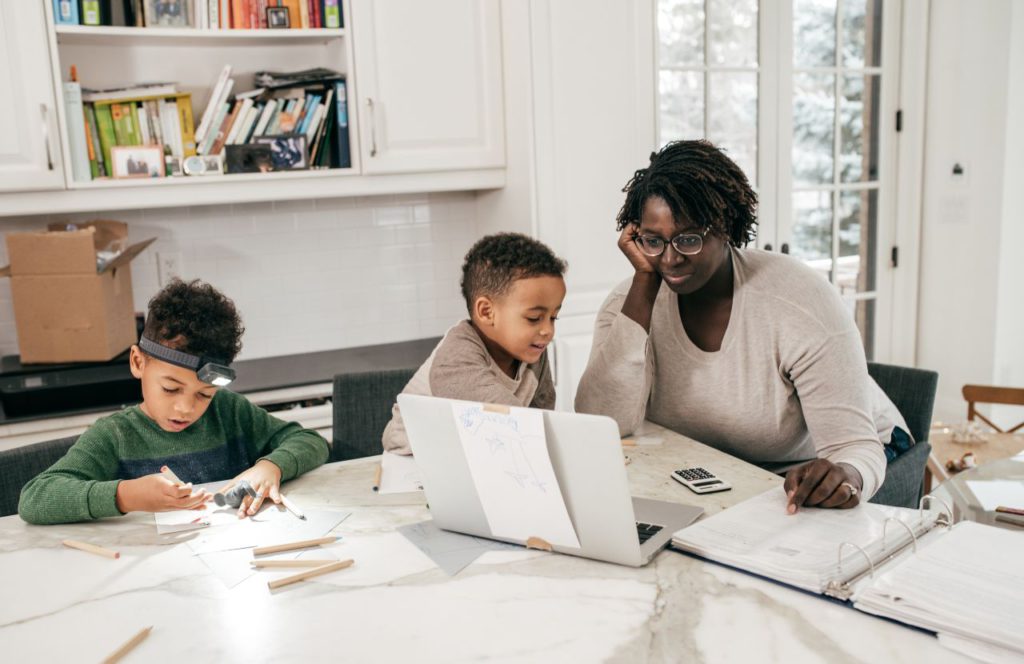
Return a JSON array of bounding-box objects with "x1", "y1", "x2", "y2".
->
[
  {"x1": 194, "y1": 65, "x2": 351, "y2": 172},
  {"x1": 70, "y1": 82, "x2": 197, "y2": 179},
  {"x1": 53, "y1": 0, "x2": 343, "y2": 29}
]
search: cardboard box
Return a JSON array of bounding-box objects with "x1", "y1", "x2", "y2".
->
[{"x1": 0, "y1": 221, "x2": 155, "y2": 364}]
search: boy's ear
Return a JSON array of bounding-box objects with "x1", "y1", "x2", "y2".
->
[
  {"x1": 473, "y1": 296, "x2": 496, "y2": 326},
  {"x1": 128, "y1": 345, "x2": 146, "y2": 379}
]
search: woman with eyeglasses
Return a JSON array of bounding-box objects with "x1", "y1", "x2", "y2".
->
[{"x1": 575, "y1": 140, "x2": 908, "y2": 512}]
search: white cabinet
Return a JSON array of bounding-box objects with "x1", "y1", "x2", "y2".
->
[
  {"x1": 0, "y1": 1, "x2": 65, "y2": 192},
  {"x1": 350, "y1": 0, "x2": 504, "y2": 174}
]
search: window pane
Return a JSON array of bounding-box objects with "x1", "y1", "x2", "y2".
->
[
  {"x1": 842, "y1": 0, "x2": 883, "y2": 68},
  {"x1": 660, "y1": 70, "x2": 704, "y2": 144},
  {"x1": 838, "y1": 188, "x2": 878, "y2": 293},
  {"x1": 659, "y1": 0, "x2": 705, "y2": 67},
  {"x1": 840, "y1": 74, "x2": 880, "y2": 183},
  {"x1": 792, "y1": 190, "x2": 833, "y2": 282},
  {"x1": 708, "y1": 0, "x2": 758, "y2": 67},
  {"x1": 708, "y1": 72, "x2": 758, "y2": 185},
  {"x1": 794, "y1": 0, "x2": 836, "y2": 67},
  {"x1": 793, "y1": 72, "x2": 835, "y2": 185}
]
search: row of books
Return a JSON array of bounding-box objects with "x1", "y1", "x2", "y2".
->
[{"x1": 53, "y1": 0, "x2": 342, "y2": 30}]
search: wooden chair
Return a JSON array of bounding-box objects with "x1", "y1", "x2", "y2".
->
[{"x1": 963, "y1": 384, "x2": 1024, "y2": 433}]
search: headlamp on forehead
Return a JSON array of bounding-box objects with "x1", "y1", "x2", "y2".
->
[{"x1": 138, "y1": 336, "x2": 236, "y2": 387}]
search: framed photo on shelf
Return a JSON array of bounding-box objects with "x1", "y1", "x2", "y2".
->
[
  {"x1": 266, "y1": 6, "x2": 291, "y2": 29},
  {"x1": 225, "y1": 144, "x2": 274, "y2": 174},
  {"x1": 144, "y1": 0, "x2": 191, "y2": 27},
  {"x1": 111, "y1": 146, "x2": 165, "y2": 179},
  {"x1": 254, "y1": 135, "x2": 309, "y2": 170}
]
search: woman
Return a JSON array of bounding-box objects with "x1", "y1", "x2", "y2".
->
[{"x1": 575, "y1": 140, "x2": 907, "y2": 512}]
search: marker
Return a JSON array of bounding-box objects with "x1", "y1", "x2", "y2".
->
[{"x1": 280, "y1": 493, "x2": 306, "y2": 520}]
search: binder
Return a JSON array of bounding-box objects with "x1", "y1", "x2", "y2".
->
[
  {"x1": 671, "y1": 489, "x2": 1024, "y2": 658},
  {"x1": 53, "y1": 0, "x2": 79, "y2": 25},
  {"x1": 332, "y1": 79, "x2": 350, "y2": 168}
]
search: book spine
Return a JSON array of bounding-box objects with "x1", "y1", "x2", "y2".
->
[
  {"x1": 231, "y1": 0, "x2": 249, "y2": 30},
  {"x1": 308, "y1": 88, "x2": 332, "y2": 165},
  {"x1": 225, "y1": 98, "x2": 251, "y2": 144},
  {"x1": 82, "y1": 103, "x2": 99, "y2": 179},
  {"x1": 210, "y1": 101, "x2": 242, "y2": 155},
  {"x1": 311, "y1": 0, "x2": 320, "y2": 28},
  {"x1": 322, "y1": 0, "x2": 339, "y2": 28},
  {"x1": 94, "y1": 104, "x2": 116, "y2": 169},
  {"x1": 63, "y1": 81, "x2": 92, "y2": 182},
  {"x1": 127, "y1": 103, "x2": 142, "y2": 145},
  {"x1": 176, "y1": 96, "x2": 198, "y2": 156},
  {"x1": 136, "y1": 102, "x2": 151, "y2": 145},
  {"x1": 195, "y1": 69, "x2": 233, "y2": 146},
  {"x1": 334, "y1": 79, "x2": 350, "y2": 168},
  {"x1": 84, "y1": 103, "x2": 105, "y2": 177},
  {"x1": 298, "y1": 0, "x2": 310, "y2": 28},
  {"x1": 148, "y1": 101, "x2": 165, "y2": 150},
  {"x1": 110, "y1": 103, "x2": 130, "y2": 145},
  {"x1": 81, "y1": 0, "x2": 101, "y2": 25},
  {"x1": 252, "y1": 98, "x2": 277, "y2": 137},
  {"x1": 199, "y1": 101, "x2": 230, "y2": 154},
  {"x1": 53, "y1": 0, "x2": 79, "y2": 24},
  {"x1": 163, "y1": 100, "x2": 183, "y2": 157}
]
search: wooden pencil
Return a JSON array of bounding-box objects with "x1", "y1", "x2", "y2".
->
[
  {"x1": 62, "y1": 539, "x2": 120, "y2": 559},
  {"x1": 372, "y1": 463, "x2": 382, "y2": 492},
  {"x1": 101, "y1": 625, "x2": 152, "y2": 663},
  {"x1": 267, "y1": 559, "x2": 354, "y2": 590},
  {"x1": 250, "y1": 559, "x2": 335, "y2": 569},
  {"x1": 252, "y1": 536, "x2": 337, "y2": 556}
]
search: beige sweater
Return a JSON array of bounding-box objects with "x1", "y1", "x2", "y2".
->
[
  {"x1": 382, "y1": 320, "x2": 556, "y2": 455},
  {"x1": 575, "y1": 247, "x2": 903, "y2": 499}
]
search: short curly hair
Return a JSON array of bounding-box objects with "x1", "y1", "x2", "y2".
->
[
  {"x1": 616, "y1": 140, "x2": 758, "y2": 247},
  {"x1": 142, "y1": 278, "x2": 244, "y2": 363},
  {"x1": 460, "y1": 233, "x2": 567, "y2": 313}
]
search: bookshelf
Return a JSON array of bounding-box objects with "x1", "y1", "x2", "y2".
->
[{"x1": 0, "y1": 0, "x2": 506, "y2": 216}]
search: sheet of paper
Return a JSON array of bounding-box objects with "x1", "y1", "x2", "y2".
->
[
  {"x1": 198, "y1": 543, "x2": 342, "y2": 589},
  {"x1": 397, "y1": 520, "x2": 520, "y2": 576},
  {"x1": 154, "y1": 480, "x2": 235, "y2": 534},
  {"x1": 378, "y1": 451, "x2": 424, "y2": 494},
  {"x1": 965, "y1": 480, "x2": 1024, "y2": 511},
  {"x1": 185, "y1": 507, "x2": 350, "y2": 555},
  {"x1": 451, "y1": 403, "x2": 580, "y2": 548}
]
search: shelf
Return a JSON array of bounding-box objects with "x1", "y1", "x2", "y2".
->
[
  {"x1": 55, "y1": 25, "x2": 346, "y2": 47},
  {"x1": 0, "y1": 168, "x2": 505, "y2": 216}
]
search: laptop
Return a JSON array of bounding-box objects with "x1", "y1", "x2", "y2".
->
[{"x1": 398, "y1": 394, "x2": 704, "y2": 567}]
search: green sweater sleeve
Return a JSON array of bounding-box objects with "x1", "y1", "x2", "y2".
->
[
  {"x1": 228, "y1": 392, "x2": 329, "y2": 481},
  {"x1": 18, "y1": 419, "x2": 124, "y2": 525}
]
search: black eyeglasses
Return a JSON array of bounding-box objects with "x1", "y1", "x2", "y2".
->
[{"x1": 634, "y1": 228, "x2": 709, "y2": 257}]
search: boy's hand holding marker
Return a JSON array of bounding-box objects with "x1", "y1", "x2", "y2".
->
[{"x1": 114, "y1": 465, "x2": 211, "y2": 514}]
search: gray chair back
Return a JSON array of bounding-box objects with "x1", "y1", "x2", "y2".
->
[
  {"x1": 331, "y1": 368, "x2": 416, "y2": 462},
  {"x1": 867, "y1": 361, "x2": 938, "y2": 508},
  {"x1": 0, "y1": 435, "x2": 78, "y2": 518}
]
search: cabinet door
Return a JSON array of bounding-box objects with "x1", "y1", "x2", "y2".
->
[
  {"x1": 0, "y1": 1, "x2": 64, "y2": 192},
  {"x1": 351, "y1": 0, "x2": 505, "y2": 174},
  {"x1": 551, "y1": 315, "x2": 598, "y2": 412}
]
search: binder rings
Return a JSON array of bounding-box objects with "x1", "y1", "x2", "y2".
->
[{"x1": 671, "y1": 489, "x2": 1024, "y2": 658}]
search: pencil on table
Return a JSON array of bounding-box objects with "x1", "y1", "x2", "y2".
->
[
  {"x1": 621, "y1": 439, "x2": 637, "y2": 447},
  {"x1": 250, "y1": 559, "x2": 335, "y2": 569},
  {"x1": 267, "y1": 559, "x2": 354, "y2": 590},
  {"x1": 62, "y1": 539, "x2": 119, "y2": 559},
  {"x1": 372, "y1": 463, "x2": 382, "y2": 492},
  {"x1": 101, "y1": 625, "x2": 152, "y2": 664},
  {"x1": 252, "y1": 536, "x2": 337, "y2": 556}
]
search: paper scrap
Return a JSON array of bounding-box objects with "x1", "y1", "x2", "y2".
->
[
  {"x1": 965, "y1": 480, "x2": 1024, "y2": 512},
  {"x1": 451, "y1": 402, "x2": 579, "y2": 548},
  {"x1": 397, "y1": 520, "x2": 519, "y2": 576},
  {"x1": 378, "y1": 451, "x2": 424, "y2": 494}
]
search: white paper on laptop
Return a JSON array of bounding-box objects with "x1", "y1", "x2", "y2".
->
[
  {"x1": 379, "y1": 451, "x2": 424, "y2": 494},
  {"x1": 451, "y1": 402, "x2": 580, "y2": 548}
]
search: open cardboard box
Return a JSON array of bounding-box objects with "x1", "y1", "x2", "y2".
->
[{"x1": 0, "y1": 220, "x2": 155, "y2": 364}]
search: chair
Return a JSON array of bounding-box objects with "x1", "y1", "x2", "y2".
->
[
  {"x1": 331, "y1": 367, "x2": 416, "y2": 462},
  {"x1": 963, "y1": 384, "x2": 1024, "y2": 433},
  {"x1": 0, "y1": 435, "x2": 78, "y2": 518},
  {"x1": 867, "y1": 362, "x2": 938, "y2": 508}
]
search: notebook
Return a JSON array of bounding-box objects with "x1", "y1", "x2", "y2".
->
[{"x1": 671, "y1": 489, "x2": 1024, "y2": 659}]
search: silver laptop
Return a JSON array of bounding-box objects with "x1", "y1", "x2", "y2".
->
[{"x1": 398, "y1": 394, "x2": 703, "y2": 567}]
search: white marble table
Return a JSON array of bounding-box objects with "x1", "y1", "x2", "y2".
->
[{"x1": 1, "y1": 423, "x2": 970, "y2": 663}]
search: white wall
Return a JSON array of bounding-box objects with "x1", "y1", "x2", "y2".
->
[
  {"x1": 0, "y1": 192, "x2": 477, "y2": 361},
  {"x1": 916, "y1": 0, "x2": 1020, "y2": 424}
]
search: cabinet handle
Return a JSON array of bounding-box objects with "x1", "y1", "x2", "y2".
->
[
  {"x1": 763, "y1": 243, "x2": 773, "y2": 251},
  {"x1": 781, "y1": 243, "x2": 790, "y2": 254},
  {"x1": 40, "y1": 104, "x2": 54, "y2": 171},
  {"x1": 366, "y1": 97, "x2": 378, "y2": 157}
]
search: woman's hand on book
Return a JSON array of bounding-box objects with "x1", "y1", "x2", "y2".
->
[
  {"x1": 115, "y1": 474, "x2": 211, "y2": 514},
  {"x1": 783, "y1": 459, "x2": 863, "y2": 513}
]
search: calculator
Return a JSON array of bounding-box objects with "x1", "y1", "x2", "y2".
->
[{"x1": 670, "y1": 467, "x2": 731, "y2": 494}]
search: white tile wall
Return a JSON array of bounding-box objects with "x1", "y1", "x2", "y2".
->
[{"x1": 0, "y1": 192, "x2": 479, "y2": 361}]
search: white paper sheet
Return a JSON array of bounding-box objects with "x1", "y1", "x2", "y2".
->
[
  {"x1": 154, "y1": 480, "x2": 235, "y2": 534},
  {"x1": 378, "y1": 451, "x2": 424, "y2": 494},
  {"x1": 185, "y1": 507, "x2": 350, "y2": 555},
  {"x1": 451, "y1": 403, "x2": 579, "y2": 548},
  {"x1": 965, "y1": 480, "x2": 1024, "y2": 511}
]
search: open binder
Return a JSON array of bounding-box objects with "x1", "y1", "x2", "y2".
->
[{"x1": 671, "y1": 489, "x2": 1024, "y2": 659}]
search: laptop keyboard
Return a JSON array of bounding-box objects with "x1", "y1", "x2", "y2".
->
[{"x1": 636, "y1": 522, "x2": 664, "y2": 545}]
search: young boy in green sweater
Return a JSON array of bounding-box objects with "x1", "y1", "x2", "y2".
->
[{"x1": 19, "y1": 279, "x2": 329, "y2": 525}]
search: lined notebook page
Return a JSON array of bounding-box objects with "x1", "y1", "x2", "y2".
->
[
  {"x1": 672, "y1": 488, "x2": 936, "y2": 593},
  {"x1": 855, "y1": 521, "x2": 1024, "y2": 657}
]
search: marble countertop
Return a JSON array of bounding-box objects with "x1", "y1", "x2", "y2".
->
[{"x1": 1, "y1": 422, "x2": 970, "y2": 663}]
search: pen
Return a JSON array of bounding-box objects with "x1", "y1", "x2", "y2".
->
[
  {"x1": 372, "y1": 463, "x2": 382, "y2": 492},
  {"x1": 280, "y1": 493, "x2": 306, "y2": 520},
  {"x1": 995, "y1": 505, "x2": 1024, "y2": 517}
]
